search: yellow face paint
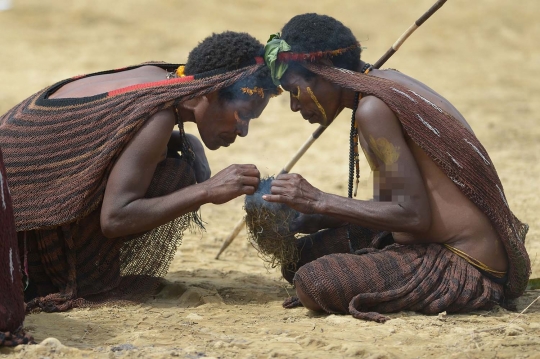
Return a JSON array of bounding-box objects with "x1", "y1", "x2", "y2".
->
[
  {"x1": 241, "y1": 87, "x2": 265, "y2": 98},
  {"x1": 368, "y1": 136, "x2": 400, "y2": 165},
  {"x1": 234, "y1": 111, "x2": 242, "y2": 123},
  {"x1": 291, "y1": 85, "x2": 301, "y2": 100},
  {"x1": 306, "y1": 87, "x2": 328, "y2": 125}
]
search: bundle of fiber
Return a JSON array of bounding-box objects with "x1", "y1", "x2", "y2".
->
[{"x1": 245, "y1": 177, "x2": 300, "y2": 268}]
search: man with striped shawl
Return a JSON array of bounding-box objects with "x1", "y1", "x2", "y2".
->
[
  {"x1": 0, "y1": 31, "x2": 279, "y2": 314},
  {"x1": 261, "y1": 14, "x2": 530, "y2": 322}
]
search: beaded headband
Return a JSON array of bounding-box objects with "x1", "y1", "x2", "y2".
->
[
  {"x1": 264, "y1": 32, "x2": 361, "y2": 86},
  {"x1": 170, "y1": 57, "x2": 281, "y2": 98}
]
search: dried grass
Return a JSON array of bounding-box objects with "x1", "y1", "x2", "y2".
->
[{"x1": 244, "y1": 177, "x2": 300, "y2": 268}]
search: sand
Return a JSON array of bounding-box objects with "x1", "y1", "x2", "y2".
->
[{"x1": 1, "y1": 0, "x2": 539, "y2": 358}]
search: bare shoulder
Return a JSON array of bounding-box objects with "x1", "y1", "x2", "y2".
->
[
  {"x1": 356, "y1": 95, "x2": 398, "y2": 129},
  {"x1": 134, "y1": 108, "x2": 176, "y2": 145}
]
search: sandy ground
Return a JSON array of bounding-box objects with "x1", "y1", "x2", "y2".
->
[{"x1": 1, "y1": 0, "x2": 539, "y2": 358}]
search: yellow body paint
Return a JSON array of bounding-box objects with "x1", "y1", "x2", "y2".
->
[
  {"x1": 361, "y1": 146, "x2": 378, "y2": 170},
  {"x1": 368, "y1": 135, "x2": 400, "y2": 165},
  {"x1": 306, "y1": 87, "x2": 328, "y2": 125}
]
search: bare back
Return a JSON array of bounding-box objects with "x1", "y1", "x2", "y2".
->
[
  {"x1": 48, "y1": 65, "x2": 167, "y2": 99},
  {"x1": 363, "y1": 69, "x2": 507, "y2": 272}
]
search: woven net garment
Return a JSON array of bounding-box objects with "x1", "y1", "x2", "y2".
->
[
  {"x1": 280, "y1": 63, "x2": 530, "y2": 321},
  {"x1": 0, "y1": 62, "x2": 262, "y2": 312},
  {"x1": 0, "y1": 148, "x2": 33, "y2": 346},
  {"x1": 284, "y1": 225, "x2": 504, "y2": 323}
]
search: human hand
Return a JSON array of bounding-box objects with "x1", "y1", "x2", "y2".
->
[
  {"x1": 185, "y1": 134, "x2": 211, "y2": 183},
  {"x1": 202, "y1": 164, "x2": 260, "y2": 205},
  {"x1": 262, "y1": 173, "x2": 323, "y2": 214}
]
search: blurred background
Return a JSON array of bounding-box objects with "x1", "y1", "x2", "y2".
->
[{"x1": 1, "y1": 0, "x2": 538, "y2": 276}]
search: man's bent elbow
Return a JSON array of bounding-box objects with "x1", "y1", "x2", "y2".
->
[
  {"x1": 400, "y1": 204, "x2": 431, "y2": 233},
  {"x1": 100, "y1": 212, "x2": 124, "y2": 239}
]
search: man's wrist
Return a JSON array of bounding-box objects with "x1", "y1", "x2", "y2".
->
[
  {"x1": 193, "y1": 182, "x2": 212, "y2": 205},
  {"x1": 314, "y1": 191, "x2": 330, "y2": 214}
]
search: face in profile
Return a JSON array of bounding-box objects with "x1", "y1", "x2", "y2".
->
[
  {"x1": 280, "y1": 70, "x2": 343, "y2": 127},
  {"x1": 196, "y1": 92, "x2": 271, "y2": 150}
]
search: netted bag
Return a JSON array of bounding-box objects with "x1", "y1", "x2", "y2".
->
[{"x1": 245, "y1": 177, "x2": 301, "y2": 268}]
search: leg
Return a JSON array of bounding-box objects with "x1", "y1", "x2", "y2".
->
[
  {"x1": 296, "y1": 285, "x2": 323, "y2": 312},
  {"x1": 292, "y1": 244, "x2": 504, "y2": 322},
  {"x1": 281, "y1": 224, "x2": 387, "y2": 283}
]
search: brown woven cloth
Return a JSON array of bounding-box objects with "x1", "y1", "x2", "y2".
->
[
  {"x1": 0, "y1": 62, "x2": 262, "y2": 311},
  {"x1": 291, "y1": 239, "x2": 504, "y2": 323},
  {"x1": 0, "y1": 148, "x2": 33, "y2": 346},
  {"x1": 21, "y1": 157, "x2": 196, "y2": 312},
  {"x1": 301, "y1": 63, "x2": 530, "y2": 300},
  {"x1": 281, "y1": 225, "x2": 389, "y2": 283}
]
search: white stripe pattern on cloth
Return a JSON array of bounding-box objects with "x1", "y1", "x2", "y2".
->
[
  {"x1": 336, "y1": 68, "x2": 356, "y2": 75},
  {"x1": 496, "y1": 184, "x2": 509, "y2": 208},
  {"x1": 0, "y1": 169, "x2": 5, "y2": 210},
  {"x1": 409, "y1": 90, "x2": 443, "y2": 113},
  {"x1": 464, "y1": 139, "x2": 490, "y2": 165},
  {"x1": 391, "y1": 87, "x2": 417, "y2": 103},
  {"x1": 452, "y1": 178, "x2": 466, "y2": 188},
  {"x1": 416, "y1": 114, "x2": 440, "y2": 137},
  {"x1": 9, "y1": 247, "x2": 14, "y2": 283},
  {"x1": 447, "y1": 152, "x2": 463, "y2": 168}
]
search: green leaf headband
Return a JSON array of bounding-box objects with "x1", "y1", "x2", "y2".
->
[
  {"x1": 264, "y1": 33, "x2": 363, "y2": 86},
  {"x1": 264, "y1": 33, "x2": 291, "y2": 86}
]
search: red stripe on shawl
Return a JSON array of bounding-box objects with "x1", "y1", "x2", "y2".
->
[{"x1": 107, "y1": 75, "x2": 196, "y2": 97}]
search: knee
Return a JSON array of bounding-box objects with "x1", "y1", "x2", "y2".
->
[{"x1": 295, "y1": 277, "x2": 323, "y2": 312}]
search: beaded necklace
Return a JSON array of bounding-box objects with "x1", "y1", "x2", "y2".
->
[{"x1": 347, "y1": 62, "x2": 372, "y2": 198}]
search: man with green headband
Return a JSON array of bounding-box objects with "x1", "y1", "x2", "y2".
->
[{"x1": 261, "y1": 13, "x2": 529, "y2": 322}]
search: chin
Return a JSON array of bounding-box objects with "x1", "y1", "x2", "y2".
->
[{"x1": 199, "y1": 137, "x2": 218, "y2": 151}]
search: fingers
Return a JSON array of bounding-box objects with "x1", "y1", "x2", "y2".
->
[
  {"x1": 242, "y1": 175, "x2": 260, "y2": 187},
  {"x1": 262, "y1": 194, "x2": 282, "y2": 202},
  {"x1": 275, "y1": 173, "x2": 303, "y2": 181},
  {"x1": 242, "y1": 185, "x2": 257, "y2": 195},
  {"x1": 226, "y1": 164, "x2": 260, "y2": 178}
]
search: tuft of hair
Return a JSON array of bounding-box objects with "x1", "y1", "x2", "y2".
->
[
  {"x1": 244, "y1": 177, "x2": 301, "y2": 268},
  {"x1": 185, "y1": 31, "x2": 279, "y2": 101},
  {"x1": 281, "y1": 13, "x2": 361, "y2": 76}
]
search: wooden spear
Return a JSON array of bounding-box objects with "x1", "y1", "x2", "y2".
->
[{"x1": 215, "y1": 0, "x2": 448, "y2": 259}]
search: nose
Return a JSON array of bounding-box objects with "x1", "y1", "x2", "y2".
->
[
  {"x1": 290, "y1": 95, "x2": 301, "y2": 113},
  {"x1": 236, "y1": 119, "x2": 249, "y2": 137}
]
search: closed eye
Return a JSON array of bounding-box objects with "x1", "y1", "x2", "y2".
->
[{"x1": 290, "y1": 85, "x2": 301, "y2": 99}]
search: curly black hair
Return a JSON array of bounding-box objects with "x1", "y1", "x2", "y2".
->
[
  {"x1": 185, "y1": 31, "x2": 278, "y2": 101},
  {"x1": 281, "y1": 14, "x2": 361, "y2": 76}
]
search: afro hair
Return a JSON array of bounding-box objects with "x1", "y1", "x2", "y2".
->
[
  {"x1": 185, "y1": 31, "x2": 278, "y2": 101},
  {"x1": 281, "y1": 14, "x2": 361, "y2": 72}
]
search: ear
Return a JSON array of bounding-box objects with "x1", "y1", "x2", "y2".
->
[{"x1": 182, "y1": 95, "x2": 209, "y2": 111}]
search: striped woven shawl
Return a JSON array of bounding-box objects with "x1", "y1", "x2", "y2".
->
[{"x1": 0, "y1": 62, "x2": 262, "y2": 231}]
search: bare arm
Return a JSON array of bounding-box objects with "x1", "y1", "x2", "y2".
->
[
  {"x1": 264, "y1": 96, "x2": 431, "y2": 233},
  {"x1": 100, "y1": 109, "x2": 259, "y2": 238},
  {"x1": 169, "y1": 131, "x2": 211, "y2": 183}
]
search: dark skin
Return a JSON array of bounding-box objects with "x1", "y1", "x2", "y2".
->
[
  {"x1": 264, "y1": 61, "x2": 508, "y2": 311},
  {"x1": 50, "y1": 65, "x2": 268, "y2": 238}
]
